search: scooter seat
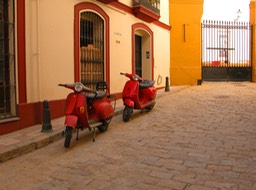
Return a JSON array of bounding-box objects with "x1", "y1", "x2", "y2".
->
[
  {"x1": 86, "y1": 91, "x2": 106, "y2": 100},
  {"x1": 139, "y1": 80, "x2": 155, "y2": 89}
]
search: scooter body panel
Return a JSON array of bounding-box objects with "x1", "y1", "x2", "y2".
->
[
  {"x1": 123, "y1": 98, "x2": 135, "y2": 108},
  {"x1": 64, "y1": 115, "x2": 78, "y2": 128},
  {"x1": 65, "y1": 93, "x2": 89, "y2": 128},
  {"x1": 65, "y1": 93, "x2": 77, "y2": 115},
  {"x1": 88, "y1": 97, "x2": 114, "y2": 120},
  {"x1": 122, "y1": 80, "x2": 139, "y2": 108},
  {"x1": 138, "y1": 86, "x2": 157, "y2": 109},
  {"x1": 122, "y1": 79, "x2": 156, "y2": 110}
]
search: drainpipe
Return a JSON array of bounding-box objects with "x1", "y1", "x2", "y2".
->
[{"x1": 35, "y1": 0, "x2": 41, "y2": 101}]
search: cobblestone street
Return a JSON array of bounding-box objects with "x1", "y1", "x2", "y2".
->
[{"x1": 0, "y1": 82, "x2": 256, "y2": 190}]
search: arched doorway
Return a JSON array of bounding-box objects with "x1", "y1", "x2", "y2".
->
[{"x1": 132, "y1": 23, "x2": 154, "y2": 80}]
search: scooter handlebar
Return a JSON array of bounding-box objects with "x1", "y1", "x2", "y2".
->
[
  {"x1": 58, "y1": 83, "x2": 66, "y2": 87},
  {"x1": 120, "y1": 72, "x2": 143, "y2": 81}
]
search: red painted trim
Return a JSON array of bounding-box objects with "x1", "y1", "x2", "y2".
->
[
  {"x1": 0, "y1": 99, "x2": 66, "y2": 135},
  {"x1": 153, "y1": 21, "x2": 172, "y2": 31},
  {"x1": 74, "y1": 2, "x2": 110, "y2": 88},
  {"x1": 17, "y1": 0, "x2": 27, "y2": 103},
  {"x1": 97, "y1": 0, "x2": 118, "y2": 4},
  {"x1": 132, "y1": 23, "x2": 154, "y2": 80},
  {"x1": 156, "y1": 87, "x2": 165, "y2": 90},
  {"x1": 131, "y1": 30, "x2": 135, "y2": 74},
  {"x1": 111, "y1": 1, "x2": 133, "y2": 14},
  {"x1": 113, "y1": 92, "x2": 122, "y2": 100}
]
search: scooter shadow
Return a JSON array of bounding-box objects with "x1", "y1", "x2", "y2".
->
[
  {"x1": 66, "y1": 124, "x2": 107, "y2": 149},
  {"x1": 124, "y1": 108, "x2": 155, "y2": 122},
  {"x1": 66, "y1": 108, "x2": 155, "y2": 148}
]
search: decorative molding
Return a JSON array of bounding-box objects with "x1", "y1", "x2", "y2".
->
[
  {"x1": 96, "y1": 0, "x2": 119, "y2": 4},
  {"x1": 132, "y1": 5, "x2": 160, "y2": 23},
  {"x1": 170, "y1": 0, "x2": 204, "y2": 4}
]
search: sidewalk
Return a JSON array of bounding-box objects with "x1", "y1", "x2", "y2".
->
[{"x1": 0, "y1": 86, "x2": 188, "y2": 163}]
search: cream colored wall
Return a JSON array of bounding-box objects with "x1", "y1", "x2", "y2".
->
[
  {"x1": 25, "y1": 0, "x2": 170, "y2": 102},
  {"x1": 106, "y1": 4, "x2": 137, "y2": 94},
  {"x1": 26, "y1": 0, "x2": 75, "y2": 102},
  {"x1": 159, "y1": 0, "x2": 169, "y2": 24},
  {"x1": 152, "y1": 24, "x2": 170, "y2": 87},
  {"x1": 119, "y1": 0, "x2": 132, "y2": 6}
]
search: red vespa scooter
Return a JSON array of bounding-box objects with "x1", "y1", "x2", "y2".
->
[
  {"x1": 58, "y1": 81, "x2": 115, "y2": 148},
  {"x1": 120, "y1": 72, "x2": 157, "y2": 122}
]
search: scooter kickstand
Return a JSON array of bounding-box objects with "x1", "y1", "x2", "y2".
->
[
  {"x1": 76, "y1": 129, "x2": 79, "y2": 141},
  {"x1": 92, "y1": 127, "x2": 96, "y2": 142}
]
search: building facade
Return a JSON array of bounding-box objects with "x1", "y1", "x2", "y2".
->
[
  {"x1": 0, "y1": 0, "x2": 171, "y2": 135},
  {"x1": 169, "y1": 0, "x2": 204, "y2": 85}
]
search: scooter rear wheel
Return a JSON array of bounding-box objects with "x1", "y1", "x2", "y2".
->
[
  {"x1": 123, "y1": 106, "x2": 133, "y2": 122},
  {"x1": 98, "y1": 118, "x2": 111, "y2": 132},
  {"x1": 64, "y1": 126, "x2": 73, "y2": 148},
  {"x1": 147, "y1": 102, "x2": 155, "y2": 112}
]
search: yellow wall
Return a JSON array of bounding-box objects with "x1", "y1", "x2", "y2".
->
[
  {"x1": 170, "y1": 0, "x2": 204, "y2": 85},
  {"x1": 250, "y1": 0, "x2": 256, "y2": 82}
]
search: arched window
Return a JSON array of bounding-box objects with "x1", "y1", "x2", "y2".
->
[
  {"x1": 80, "y1": 11, "x2": 104, "y2": 90},
  {"x1": 0, "y1": 0, "x2": 16, "y2": 119},
  {"x1": 74, "y1": 2, "x2": 110, "y2": 91}
]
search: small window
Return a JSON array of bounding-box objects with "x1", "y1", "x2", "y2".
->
[{"x1": 0, "y1": 0, "x2": 16, "y2": 120}]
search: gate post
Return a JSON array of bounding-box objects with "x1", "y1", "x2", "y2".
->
[{"x1": 250, "y1": 1, "x2": 256, "y2": 82}]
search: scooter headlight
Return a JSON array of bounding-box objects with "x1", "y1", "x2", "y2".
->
[
  {"x1": 75, "y1": 83, "x2": 83, "y2": 92},
  {"x1": 132, "y1": 75, "x2": 139, "y2": 81}
]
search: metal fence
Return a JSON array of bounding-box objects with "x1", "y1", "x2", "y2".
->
[
  {"x1": 201, "y1": 20, "x2": 252, "y2": 81},
  {"x1": 202, "y1": 20, "x2": 252, "y2": 67}
]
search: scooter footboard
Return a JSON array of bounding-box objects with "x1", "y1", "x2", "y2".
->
[
  {"x1": 140, "y1": 87, "x2": 157, "y2": 100},
  {"x1": 65, "y1": 115, "x2": 78, "y2": 128}
]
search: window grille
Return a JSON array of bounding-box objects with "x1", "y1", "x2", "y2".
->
[
  {"x1": 133, "y1": 0, "x2": 160, "y2": 15},
  {"x1": 0, "y1": 0, "x2": 16, "y2": 120},
  {"x1": 80, "y1": 12, "x2": 104, "y2": 90}
]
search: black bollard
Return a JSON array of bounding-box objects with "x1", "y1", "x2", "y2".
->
[
  {"x1": 41, "y1": 100, "x2": 52, "y2": 132},
  {"x1": 165, "y1": 76, "x2": 170, "y2": 92}
]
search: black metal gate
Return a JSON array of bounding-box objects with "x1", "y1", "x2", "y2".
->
[{"x1": 202, "y1": 20, "x2": 252, "y2": 81}]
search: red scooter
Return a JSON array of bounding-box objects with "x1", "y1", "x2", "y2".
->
[
  {"x1": 120, "y1": 72, "x2": 157, "y2": 122},
  {"x1": 58, "y1": 81, "x2": 115, "y2": 148}
]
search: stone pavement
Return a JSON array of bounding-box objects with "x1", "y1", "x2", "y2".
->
[
  {"x1": 0, "y1": 86, "x2": 187, "y2": 163},
  {"x1": 0, "y1": 82, "x2": 256, "y2": 190}
]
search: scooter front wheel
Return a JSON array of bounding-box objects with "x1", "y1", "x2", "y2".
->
[
  {"x1": 64, "y1": 126, "x2": 73, "y2": 148},
  {"x1": 123, "y1": 106, "x2": 133, "y2": 122}
]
